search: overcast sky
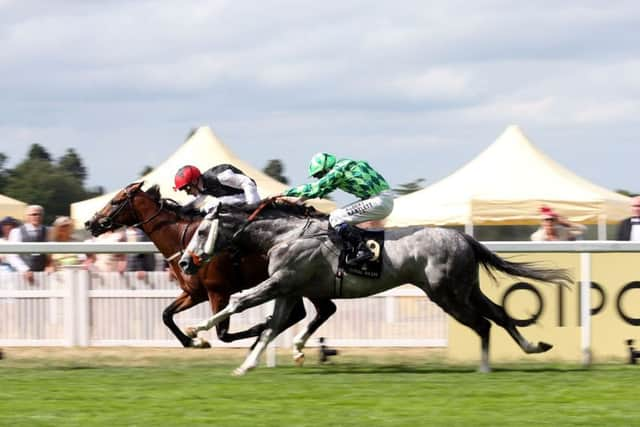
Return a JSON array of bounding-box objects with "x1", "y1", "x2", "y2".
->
[{"x1": 1, "y1": 0, "x2": 639, "y2": 201}]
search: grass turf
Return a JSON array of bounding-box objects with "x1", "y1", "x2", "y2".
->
[{"x1": 1, "y1": 348, "x2": 638, "y2": 426}]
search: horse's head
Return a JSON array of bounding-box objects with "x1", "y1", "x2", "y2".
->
[{"x1": 85, "y1": 181, "x2": 164, "y2": 236}]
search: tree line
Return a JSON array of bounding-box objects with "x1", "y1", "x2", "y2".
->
[{"x1": 0, "y1": 144, "x2": 103, "y2": 224}]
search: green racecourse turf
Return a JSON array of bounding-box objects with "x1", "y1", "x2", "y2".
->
[{"x1": 1, "y1": 348, "x2": 638, "y2": 427}]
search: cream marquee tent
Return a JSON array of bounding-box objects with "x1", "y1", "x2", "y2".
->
[
  {"x1": 0, "y1": 193, "x2": 27, "y2": 221},
  {"x1": 384, "y1": 125, "x2": 630, "y2": 233},
  {"x1": 71, "y1": 126, "x2": 335, "y2": 227}
]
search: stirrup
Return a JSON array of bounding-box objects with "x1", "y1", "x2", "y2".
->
[{"x1": 346, "y1": 248, "x2": 373, "y2": 266}]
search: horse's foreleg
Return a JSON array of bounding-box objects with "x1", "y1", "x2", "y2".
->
[
  {"x1": 233, "y1": 296, "x2": 298, "y2": 376},
  {"x1": 292, "y1": 299, "x2": 336, "y2": 365},
  {"x1": 190, "y1": 275, "x2": 285, "y2": 336},
  {"x1": 245, "y1": 297, "x2": 308, "y2": 350},
  {"x1": 208, "y1": 292, "x2": 269, "y2": 343},
  {"x1": 163, "y1": 291, "x2": 207, "y2": 348}
]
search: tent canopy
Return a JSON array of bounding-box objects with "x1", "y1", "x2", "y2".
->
[
  {"x1": 384, "y1": 125, "x2": 630, "y2": 227},
  {"x1": 71, "y1": 127, "x2": 335, "y2": 228},
  {"x1": 0, "y1": 193, "x2": 27, "y2": 221}
]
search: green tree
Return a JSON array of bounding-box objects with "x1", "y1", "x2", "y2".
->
[
  {"x1": 263, "y1": 159, "x2": 289, "y2": 184},
  {"x1": 185, "y1": 128, "x2": 198, "y2": 141},
  {"x1": 616, "y1": 189, "x2": 638, "y2": 197},
  {"x1": 139, "y1": 166, "x2": 154, "y2": 177},
  {"x1": 0, "y1": 153, "x2": 9, "y2": 192},
  {"x1": 27, "y1": 143, "x2": 52, "y2": 162},
  {"x1": 3, "y1": 146, "x2": 104, "y2": 223},
  {"x1": 393, "y1": 178, "x2": 426, "y2": 196},
  {"x1": 58, "y1": 148, "x2": 87, "y2": 183}
]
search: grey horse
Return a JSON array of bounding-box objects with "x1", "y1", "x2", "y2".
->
[{"x1": 186, "y1": 201, "x2": 572, "y2": 375}]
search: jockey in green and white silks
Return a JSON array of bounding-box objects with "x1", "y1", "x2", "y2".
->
[{"x1": 284, "y1": 152, "x2": 394, "y2": 265}]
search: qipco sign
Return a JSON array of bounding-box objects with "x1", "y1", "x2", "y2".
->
[{"x1": 501, "y1": 281, "x2": 640, "y2": 327}]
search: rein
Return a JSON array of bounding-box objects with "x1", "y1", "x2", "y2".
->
[
  {"x1": 98, "y1": 186, "x2": 198, "y2": 262},
  {"x1": 230, "y1": 198, "x2": 329, "y2": 248}
]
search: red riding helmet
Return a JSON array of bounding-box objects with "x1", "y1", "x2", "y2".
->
[{"x1": 173, "y1": 165, "x2": 202, "y2": 191}]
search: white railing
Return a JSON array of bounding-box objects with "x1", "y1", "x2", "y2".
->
[
  {"x1": 3, "y1": 240, "x2": 640, "y2": 364},
  {"x1": 0, "y1": 247, "x2": 447, "y2": 349}
]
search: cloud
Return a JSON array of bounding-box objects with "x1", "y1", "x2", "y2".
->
[{"x1": 1, "y1": 0, "x2": 640, "y2": 195}]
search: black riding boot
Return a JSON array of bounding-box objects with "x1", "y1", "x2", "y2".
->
[{"x1": 336, "y1": 223, "x2": 373, "y2": 265}]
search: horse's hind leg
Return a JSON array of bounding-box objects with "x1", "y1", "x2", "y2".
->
[
  {"x1": 444, "y1": 304, "x2": 493, "y2": 373},
  {"x1": 472, "y1": 289, "x2": 552, "y2": 354},
  {"x1": 233, "y1": 296, "x2": 299, "y2": 376},
  {"x1": 292, "y1": 299, "x2": 336, "y2": 366}
]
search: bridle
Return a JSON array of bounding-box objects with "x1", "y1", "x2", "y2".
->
[{"x1": 95, "y1": 185, "x2": 166, "y2": 233}]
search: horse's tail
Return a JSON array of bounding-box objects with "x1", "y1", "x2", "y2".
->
[{"x1": 461, "y1": 233, "x2": 572, "y2": 286}]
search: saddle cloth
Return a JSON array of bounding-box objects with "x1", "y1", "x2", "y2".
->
[{"x1": 338, "y1": 228, "x2": 385, "y2": 278}]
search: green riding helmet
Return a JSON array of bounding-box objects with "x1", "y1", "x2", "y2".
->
[{"x1": 308, "y1": 152, "x2": 337, "y2": 178}]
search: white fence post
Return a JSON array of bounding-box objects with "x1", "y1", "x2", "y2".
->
[
  {"x1": 580, "y1": 252, "x2": 592, "y2": 366},
  {"x1": 75, "y1": 268, "x2": 90, "y2": 347},
  {"x1": 385, "y1": 295, "x2": 395, "y2": 323},
  {"x1": 63, "y1": 269, "x2": 76, "y2": 346}
]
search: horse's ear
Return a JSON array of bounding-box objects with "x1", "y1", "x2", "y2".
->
[
  {"x1": 145, "y1": 184, "x2": 161, "y2": 200},
  {"x1": 128, "y1": 181, "x2": 144, "y2": 191}
]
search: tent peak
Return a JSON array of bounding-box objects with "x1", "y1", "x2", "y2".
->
[{"x1": 497, "y1": 124, "x2": 531, "y2": 145}]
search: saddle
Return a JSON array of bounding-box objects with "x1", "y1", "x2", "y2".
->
[{"x1": 337, "y1": 227, "x2": 385, "y2": 278}]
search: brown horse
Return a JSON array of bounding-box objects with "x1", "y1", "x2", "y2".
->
[{"x1": 85, "y1": 181, "x2": 336, "y2": 355}]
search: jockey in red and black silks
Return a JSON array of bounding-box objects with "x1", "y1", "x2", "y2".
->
[{"x1": 174, "y1": 164, "x2": 260, "y2": 265}]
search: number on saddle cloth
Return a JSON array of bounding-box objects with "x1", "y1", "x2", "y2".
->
[{"x1": 337, "y1": 227, "x2": 385, "y2": 278}]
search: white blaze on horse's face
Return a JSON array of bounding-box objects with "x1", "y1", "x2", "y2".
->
[{"x1": 204, "y1": 219, "x2": 219, "y2": 255}]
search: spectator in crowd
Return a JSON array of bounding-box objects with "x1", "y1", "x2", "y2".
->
[
  {"x1": 120, "y1": 227, "x2": 157, "y2": 280},
  {"x1": 0, "y1": 216, "x2": 21, "y2": 272},
  {"x1": 84, "y1": 229, "x2": 126, "y2": 273},
  {"x1": 48, "y1": 216, "x2": 84, "y2": 269},
  {"x1": 1, "y1": 216, "x2": 20, "y2": 240},
  {"x1": 616, "y1": 196, "x2": 640, "y2": 241},
  {"x1": 530, "y1": 205, "x2": 586, "y2": 241},
  {"x1": 6, "y1": 205, "x2": 50, "y2": 283}
]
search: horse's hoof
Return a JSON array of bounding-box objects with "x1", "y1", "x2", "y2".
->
[
  {"x1": 538, "y1": 341, "x2": 553, "y2": 352},
  {"x1": 185, "y1": 327, "x2": 198, "y2": 338},
  {"x1": 232, "y1": 367, "x2": 247, "y2": 376},
  {"x1": 478, "y1": 365, "x2": 491, "y2": 374},
  {"x1": 192, "y1": 338, "x2": 211, "y2": 349},
  {"x1": 294, "y1": 353, "x2": 305, "y2": 367}
]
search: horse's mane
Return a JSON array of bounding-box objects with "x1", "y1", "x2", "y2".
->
[
  {"x1": 221, "y1": 199, "x2": 328, "y2": 220},
  {"x1": 143, "y1": 184, "x2": 203, "y2": 221}
]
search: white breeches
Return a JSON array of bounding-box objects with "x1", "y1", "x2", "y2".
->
[{"x1": 328, "y1": 190, "x2": 394, "y2": 228}]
